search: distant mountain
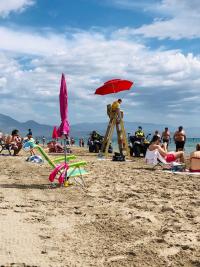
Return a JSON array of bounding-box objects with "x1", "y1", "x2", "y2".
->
[
  {"x1": 0, "y1": 113, "x2": 199, "y2": 138},
  {"x1": 0, "y1": 114, "x2": 52, "y2": 137}
]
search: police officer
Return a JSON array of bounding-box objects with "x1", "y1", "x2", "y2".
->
[{"x1": 135, "y1": 126, "x2": 145, "y2": 141}]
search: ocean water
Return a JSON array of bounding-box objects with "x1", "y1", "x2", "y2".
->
[
  {"x1": 37, "y1": 136, "x2": 200, "y2": 155},
  {"x1": 106, "y1": 138, "x2": 200, "y2": 155},
  {"x1": 167, "y1": 138, "x2": 200, "y2": 154}
]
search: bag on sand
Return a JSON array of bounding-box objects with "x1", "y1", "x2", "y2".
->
[{"x1": 112, "y1": 152, "x2": 125, "y2": 162}]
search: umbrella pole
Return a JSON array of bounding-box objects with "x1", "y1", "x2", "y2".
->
[{"x1": 64, "y1": 135, "x2": 67, "y2": 182}]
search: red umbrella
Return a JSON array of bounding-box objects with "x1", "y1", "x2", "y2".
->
[
  {"x1": 52, "y1": 126, "x2": 58, "y2": 139},
  {"x1": 57, "y1": 73, "x2": 70, "y2": 137},
  {"x1": 94, "y1": 79, "x2": 133, "y2": 95}
]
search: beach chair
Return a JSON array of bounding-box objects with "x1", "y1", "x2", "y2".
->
[
  {"x1": 0, "y1": 140, "x2": 13, "y2": 155},
  {"x1": 34, "y1": 145, "x2": 88, "y2": 187}
]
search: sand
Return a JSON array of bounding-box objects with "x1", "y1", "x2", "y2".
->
[{"x1": 0, "y1": 147, "x2": 199, "y2": 267}]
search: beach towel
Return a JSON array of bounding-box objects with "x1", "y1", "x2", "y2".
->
[
  {"x1": 26, "y1": 155, "x2": 44, "y2": 163},
  {"x1": 163, "y1": 170, "x2": 200, "y2": 176}
]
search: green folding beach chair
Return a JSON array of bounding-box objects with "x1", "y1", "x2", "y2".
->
[{"x1": 35, "y1": 145, "x2": 88, "y2": 187}]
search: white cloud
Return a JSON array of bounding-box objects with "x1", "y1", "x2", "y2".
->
[
  {"x1": 0, "y1": 26, "x2": 200, "y2": 125},
  {"x1": 0, "y1": 0, "x2": 34, "y2": 17},
  {"x1": 106, "y1": 0, "x2": 200, "y2": 40},
  {"x1": 133, "y1": 0, "x2": 200, "y2": 39},
  {"x1": 0, "y1": 26, "x2": 68, "y2": 55}
]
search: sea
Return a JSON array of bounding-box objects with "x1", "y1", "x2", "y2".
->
[
  {"x1": 167, "y1": 138, "x2": 200, "y2": 154},
  {"x1": 37, "y1": 136, "x2": 200, "y2": 155},
  {"x1": 112, "y1": 138, "x2": 200, "y2": 155}
]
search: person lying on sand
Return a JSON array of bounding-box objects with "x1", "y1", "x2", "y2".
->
[{"x1": 146, "y1": 135, "x2": 184, "y2": 164}]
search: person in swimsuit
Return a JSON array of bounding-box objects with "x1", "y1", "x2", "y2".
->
[
  {"x1": 147, "y1": 135, "x2": 184, "y2": 163},
  {"x1": 6, "y1": 129, "x2": 22, "y2": 156},
  {"x1": 162, "y1": 127, "x2": 170, "y2": 149},
  {"x1": 173, "y1": 126, "x2": 186, "y2": 152}
]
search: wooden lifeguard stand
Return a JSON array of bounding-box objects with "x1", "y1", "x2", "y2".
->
[{"x1": 100, "y1": 105, "x2": 130, "y2": 157}]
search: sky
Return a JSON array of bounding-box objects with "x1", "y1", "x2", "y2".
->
[{"x1": 0, "y1": 0, "x2": 200, "y2": 127}]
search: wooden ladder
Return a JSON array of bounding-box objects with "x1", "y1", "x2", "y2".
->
[{"x1": 101, "y1": 111, "x2": 130, "y2": 157}]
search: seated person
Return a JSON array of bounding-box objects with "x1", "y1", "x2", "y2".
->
[
  {"x1": 190, "y1": 144, "x2": 200, "y2": 172},
  {"x1": 91, "y1": 131, "x2": 103, "y2": 142},
  {"x1": 0, "y1": 131, "x2": 3, "y2": 143},
  {"x1": 5, "y1": 129, "x2": 22, "y2": 156},
  {"x1": 135, "y1": 126, "x2": 145, "y2": 142},
  {"x1": 145, "y1": 135, "x2": 184, "y2": 165},
  {"x1": 111, "y1": 99, "x2": 122, "y2": 122},
  {"x1": 47, "y1": 141, "x2": 64, "y2": 153}
]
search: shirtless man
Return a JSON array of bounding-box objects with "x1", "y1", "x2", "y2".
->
[
  {"x1": 162, "y1": 127, "x2": 170, "y2": 148},
  {"x1": 173, "y1": 126, "x2": 186, "y2": 152}
]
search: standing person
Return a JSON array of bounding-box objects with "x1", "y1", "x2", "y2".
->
[
  {"x1": 42, "y1": 136, "x2": 46, "y2": 147},
  {"x1": 27, "y1": 128, "x2": 32, "y2": 137},
  {"x1": 154, "y1": 130, "x2": 161, "y2": 139},
  {"x1": 66, "y1": 136, "x2": 70, "y2": 146},
  {"x1": 79, "y1": 138, "x2": 82, "y2": 147},
  {"x1": 71, "y1": 137, "x2": 75, "y2": 146},
  {"x1": 27, "y1": 134, "x2": 35, "y2": 156},
  {"x1": 111, "y1": 99, "x2": 122, "y2": 122},
  {"x1": 162, "y1": 127, "x2": 170, "y2": 148},
  {"x1": 82, "y1": 138, "x2": 85, "y2": 147},
  {"x1": 173, "y1": 126, "x2": 186, "y2": 151}
]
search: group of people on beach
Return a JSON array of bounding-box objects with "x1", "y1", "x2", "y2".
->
[
  {"x1": 0, "y1": 129, "x2": 41, "y2": 156},
  {"x1": 0, "y1": 98, "x2": 197, "y2": 170},
  {"x1": 112, "y1": 98, "x2": 187, "y2": 151},
  {"x1": 0, "y1": 128, "x2": 77, "y2": 156},
  {"x1": 133, "y1": 125, "x2": 186, "y2": 152},
  {"x1": 111, "y1": 98, "x2": 200, "y2": 171}
]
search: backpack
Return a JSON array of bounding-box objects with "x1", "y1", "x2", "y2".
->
[{"x1": 112, "y1": 152, "x2": 125, "y2": 162}]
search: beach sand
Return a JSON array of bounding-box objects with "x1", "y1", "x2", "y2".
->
[{"x1": 0, "y1": 147, "x2": 199, "y2": 267}]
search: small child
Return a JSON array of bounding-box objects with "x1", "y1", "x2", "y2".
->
[{"x1": 27, "y1": 134, "x2": 36, "y2": 156}]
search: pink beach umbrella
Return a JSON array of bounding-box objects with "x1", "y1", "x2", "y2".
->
[
  {"x1": 57, "y1": 73, "x2": 70, "y2": 137},
  {"x1": 52, "y1": 126, "x2": 58, "y2": 139},
  {"x1": 57, "y1": 74, "x2": 70, "y2": 184}
]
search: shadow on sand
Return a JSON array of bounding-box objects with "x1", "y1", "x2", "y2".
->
[{"x1": 0, "y1": 183, "x2": 52, "y2": 190}]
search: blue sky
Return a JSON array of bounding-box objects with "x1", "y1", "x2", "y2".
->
[{"x1": 0, "y1": 0, "x2": 200, "y2": 127}]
